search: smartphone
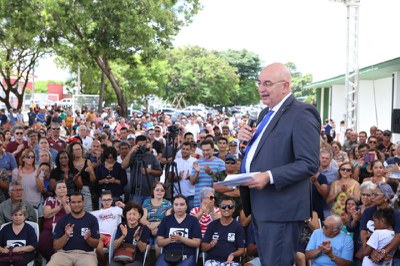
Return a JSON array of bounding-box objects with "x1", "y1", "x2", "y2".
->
[{"x1": 364, "y1": 153, "x2": 375, "y2": 163}]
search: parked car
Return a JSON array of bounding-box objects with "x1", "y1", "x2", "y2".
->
[
  {"x1": 56, "y1": 98, "x2": 74, "y2": 106},
  {"x1": 182, "y1": 106, "x2": 207, "y2": 118}
]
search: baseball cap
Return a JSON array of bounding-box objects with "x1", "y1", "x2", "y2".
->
[
  {"x1": 383, "y1": 130, "x2": 392, "y2": 136},
  {"x1": 127, "y1": 134, "x2": 136, "y2": 140},
  {"x1": 229, "y1": 141, "x2": 238, "y2": 146},
  {"x1": 225, "y1": 154, "x2": 237, "y2": 163}
]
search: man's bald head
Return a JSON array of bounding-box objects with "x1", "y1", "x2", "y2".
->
[{"x1": 257, "y1": 63, "x2": 292, "y2": 108}]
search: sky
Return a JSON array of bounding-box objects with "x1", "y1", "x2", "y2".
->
[{"x1": 36, "y1": 0, "x2": 400, "y2": 82}]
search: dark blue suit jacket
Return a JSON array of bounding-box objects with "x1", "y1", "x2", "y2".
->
[{"x1": 240, "y1": 94, "x2": 321, "y2": 222}]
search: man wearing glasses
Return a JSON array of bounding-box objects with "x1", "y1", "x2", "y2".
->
[
  {"x1": 305, "y1": 214, "x2": 353, "y2": 265},
  {"x1": 0, "y1": 181, "x2": 37, "y2": 225},
  {"x1": 238, "y1": 63, "x2": 320, "y2": 265},
  {"x1": 48, "y1": 122, "x2": 67, "y2": 152},
  {"x1": 213, "y1": 154, "x2": 241, "y2": 218},
  {"x1": 6, "y1": 125, "x2": 29, "y2": 166},
  {"x1": 202, "y1": 198, "x2": 245, "y2": 266},
  {"x1": 377, "y1": 130, "x2": 394, "y2": 160}
]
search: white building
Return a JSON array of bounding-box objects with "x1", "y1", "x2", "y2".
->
[{"x1": 307, "y1": 57, "x2": 400, "y2": 143}]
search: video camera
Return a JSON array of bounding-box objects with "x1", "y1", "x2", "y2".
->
[{"x1": 167, "y1": 125, "x2": 180, "y2": 138}]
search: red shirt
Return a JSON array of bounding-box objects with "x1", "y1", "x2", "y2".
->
[{"x1": 5, "y1": 140, "x2": 29, "y2": 166}]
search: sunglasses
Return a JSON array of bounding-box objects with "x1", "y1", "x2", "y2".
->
[
  {"x1": 25, "y1": 155, "x2": 35, "y2": 159},
  {"x1": 15, "y1": 132, "x2": 24, "y2": 135},
  {"x1": 209, "y1": 196, "x2": 216, "y2": 201},
  {"x1": 225, "y1": 161, "x2": 236, "y2": 165},
  {"x1": 220, "y1": 204, "x2": 235, "y2": 210},
  {"x1": 52, "y1": 128, "x2": 60, "y2": 130},
  {"x1": 368, "y1": 141, "x2": 377, "y2": 144},
  {"x1": 383, "y1": 133, "x2": 391, "y2": 137},
  {"x1": 340, "y1": 168, "x2": 352, "y2": 172}
]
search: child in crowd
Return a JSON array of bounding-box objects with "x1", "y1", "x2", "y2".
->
[
  {"x1": 363, "y1": 208, "x2": 395, "y2": 266},
  {"x1": 91, "y1": 190, "x2": 125, "y2": 266}
]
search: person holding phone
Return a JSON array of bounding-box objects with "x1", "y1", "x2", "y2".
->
[
  {"x1": 362, "y1": 160, "x2": 386, "y2": 184},
  {"x1": 95, "y1": 146, "x2": 127, "y2": 203},
  {"x1": 354, "y1": 148, "x2": 383, "y2": 183}
]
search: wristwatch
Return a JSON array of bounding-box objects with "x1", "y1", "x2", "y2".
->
[{"x1": 330, "y1": 254, "x2": 336, "y2": 261}]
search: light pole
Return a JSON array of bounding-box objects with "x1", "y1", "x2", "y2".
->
[{"x1": 331, "y1": 0, "x2": 360, "y2": 131}]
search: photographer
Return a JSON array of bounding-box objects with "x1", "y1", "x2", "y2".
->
[{"x1": 121, "y1": 135, "x2": 162, "y2": 205}]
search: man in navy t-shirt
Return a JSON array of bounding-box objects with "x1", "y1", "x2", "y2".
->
[
  {"x1": 201, "y1": 198, "x2": 245, "y2": 265},
  {"x1": 47, "y1": 192, "x2": 100, "y2": 266}
]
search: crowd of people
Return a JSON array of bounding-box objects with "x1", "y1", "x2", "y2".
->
[
  {"x1": 0, "y1": 105, "x2": 254, "y2": 266},
  {"x1": 0, "y1": 102, "x2": 399, "y2": 266}
]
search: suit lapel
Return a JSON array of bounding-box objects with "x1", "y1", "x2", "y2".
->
[{"x1": 253, "y1": 95, "x2": 296, "y2": 159}]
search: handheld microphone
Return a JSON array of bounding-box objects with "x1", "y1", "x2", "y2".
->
[{"x1": 242, "y1": 111, "x2": 258, "y2": 146}]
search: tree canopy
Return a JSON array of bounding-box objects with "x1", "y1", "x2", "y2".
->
[
  {"x1": 44, "y1": 0, "x2": 201, "y2": 116},
  {"x1": 0, "y1": 0, "x2": 53, "y2": 109}
]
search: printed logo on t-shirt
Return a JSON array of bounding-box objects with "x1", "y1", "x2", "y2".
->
[
  {"x1": 366, "y1": 220, "x2": 375, "y2": 233},
  {"x1": 169, "y1": 228, "x2": 189, "y2": 238},
  {"x1": 212, "y1": 233, "x2": 219, "y2": 240},
  {"x1": 6, "y1": 240, "x2": 26, "y2": 247},
  {"x1": 81, "y1": 228, "x2": 89, "y2": 236},
  {"x1": 227, "y1": 233, "x2": 236, "y2": 242}
]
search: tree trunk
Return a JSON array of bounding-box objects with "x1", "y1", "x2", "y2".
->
[
  {"x1": 98, "y1": 70, "x2": 105, "y2": 113},
  {"x1": 94, "y1": 56, "x2": 128, "y2": 117}
]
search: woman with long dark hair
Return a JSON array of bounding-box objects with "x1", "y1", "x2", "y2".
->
[
  {"x1": 156, "y1": 195, "x2": 201, "y2": 266},
  {"x1": 49, "y1": 151, "x2": 82, "y2": 195},
  {"x1": 95, "y1": 146, "x2": 127, "y2": 202}
]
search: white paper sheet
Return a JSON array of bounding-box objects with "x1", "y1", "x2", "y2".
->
[{"x1": 216, "y1": 172, "x2": 260, "y2": 188}]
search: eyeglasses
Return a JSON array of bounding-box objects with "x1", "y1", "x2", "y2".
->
[
  {"x1": 361, "y1": 193, "x2": 372, "y2": 197},
  {"x1": 101, "y1": 199, "x2": 113, "y2": 202},
  {"x1": 209, "y1": 196, "x2": 216, "y2": 201},
  {"x1": 371, "y1": 192, "x2": 385, "y2": 197},
  {"x1": 225, "y1": 161, "x2": 236, "y2": 165},
  {"x1": 15, "y1": 132, "x2": 23, "y2": 135},
  {"x1": 256, "y1": 80, "x2": 286, "y2": 88},
  {"x1": 155, "y1": 130, "x2": 161, "y2": 133},
  {"x1": 220, "y1": 204, "x2": 235, "y2": 210},
  {"x1": 11, "y1": 188, "x2": 24, "y2": 192},
  {"x1": 340, "y1": 168, "x2": 352, "y2": 172},
  {"x1": 52, "y1": 128, "x2": 60, "y2": 130},
  {"x1": 25, "y1": 155, "x2": 34, "y2": 159},
  {"x1": 154, "y1": 189, "x2": 165, "y2": 193}
]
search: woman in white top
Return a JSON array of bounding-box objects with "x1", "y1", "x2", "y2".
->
[{"x1": 12, "y1": 149, "x2": 43, "y2": 209}]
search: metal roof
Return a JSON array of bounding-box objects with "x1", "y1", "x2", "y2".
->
[{"x1": 306, "y1": 57, "x2": 400, "y2": 88}]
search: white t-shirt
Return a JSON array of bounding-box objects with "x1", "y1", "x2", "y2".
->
[
  {"x1": 173, "y1": 156, "x2": 197, "y2": 197},
  {"x1": 91, "y1": 206, "x2": 123, "y2": 235},
  {"x1": 362, "y1": 229, "x2": 395, "y2": 266},
  {"x1": 81, "y1": 136, "x2": 93, "y2": 151}
]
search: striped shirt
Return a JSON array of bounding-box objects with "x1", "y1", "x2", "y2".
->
[
  {"x1": 190, "y1": 206, "x2": 221, "y2": 236},
  {"x1": 191, "y1": 157, "x2": 225, "y2": 207}
]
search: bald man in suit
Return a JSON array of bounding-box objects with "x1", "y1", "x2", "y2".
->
[{"x1": 238, "y1": 63, "x2": 320, "y2": 265}]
